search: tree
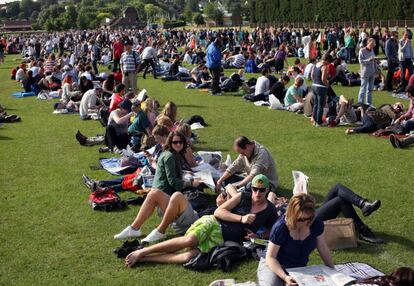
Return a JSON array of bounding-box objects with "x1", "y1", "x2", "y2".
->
[
  {"x1": 144, "y1": 3, "x2": 162, "y2": 23},
  {"x1": 193, "y1": 12, "x2": 204, "y2": 26},
  {"x1": 6, "y1": 1, "x2": 20, "y2": 19},
  {"x1": 204, "y1": 2, "x2": 223, "y2": 25},
  {"x1": 62, "y1": 5, "x2": 78, "y2": 29},
  {"x1": 183, "y1": 0, "x2": 198, "y2": 22}
]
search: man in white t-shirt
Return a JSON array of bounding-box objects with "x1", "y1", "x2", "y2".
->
[
  {"x1": 79, "y1": 88, "x2": 103, "y2": 120},
  {"x1": 255, "y1": 68, "x2": 270, "y2": 96}
]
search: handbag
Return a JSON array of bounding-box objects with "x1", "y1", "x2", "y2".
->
[{"x1": 323, "y1": 218, "x2": 357, "y2": 250}]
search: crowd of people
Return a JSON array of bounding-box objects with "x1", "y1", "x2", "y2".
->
[{"x1": 1, "y1": 23, "x2": 413, "y2": 286}]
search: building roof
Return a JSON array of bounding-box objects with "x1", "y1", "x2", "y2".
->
[{"x1": 2, "y1": 20, "x2": 33, "y2": 30}]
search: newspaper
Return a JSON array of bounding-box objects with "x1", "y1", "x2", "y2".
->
[
  {"x1": 292, "y1": 170, "x2": 309, "y2": 195},
  {"x1": 287, "y1": 265, "x2": 355, "y2": 286},
  {"x1": 193, "y1": 169, "x2": 216, "y2": 189}
]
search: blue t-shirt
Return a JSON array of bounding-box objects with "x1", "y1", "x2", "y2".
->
[{"x1": 268, "y1": 216, "x2": 324, "y2": 268}]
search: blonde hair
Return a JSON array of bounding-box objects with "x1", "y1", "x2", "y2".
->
[
  {"x1": 160, "y1": 101, "x2": 177, "y2": 122},
  {"x1": 155, "y1": 115, "x2": 173, "y2": 129},
  {"x1": 143, "y1": 98, "x2": 155, "y2": 114},
  {"x1": 285, "y1": 194, "x2": 316, "y2": 229}
]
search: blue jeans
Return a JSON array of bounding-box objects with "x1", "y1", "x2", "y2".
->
[
  {"x1": 403, "y1": 119, "x2": 414, "y2": 132},
  {"x1": 99, "y1": 177, "x2": 124, "y2": 191},
  {"x1": 353, "y1": 114, "x2": 378, "y2": 133},
  {"x1": 358, "y1": 76, "x2": 375, "y2": 105},
  {"x1": 312, "y1": 85, "x2": 328, "y2": 125}
]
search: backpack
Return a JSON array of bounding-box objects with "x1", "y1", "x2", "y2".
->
[
  {"x1": 183, "y1": 241, "x2": 249, "y2": 272},
  {"x1": 209, "y1": 241, "x2": 249, "y2": 272},
  {"x1": 89, "y1": 188, "x2": 126, "y2": 211},
  {"x1": 184, "y1": 115, "x2": 207, "y2": 126}
]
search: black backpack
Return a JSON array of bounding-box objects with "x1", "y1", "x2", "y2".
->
[{"x1": 183, "y1": 241, "x2": 249, "y2": 272}]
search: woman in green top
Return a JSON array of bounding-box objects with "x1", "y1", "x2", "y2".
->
[{"x1": 152, "y1": 131, "x2": 200, "y2": 195}]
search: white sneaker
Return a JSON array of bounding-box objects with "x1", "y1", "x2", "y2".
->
[
  {"x1": 141, "y1": 228, "x2": 166, "y2": 243},
  {"x1": 114, "y1": 225, "x2": 141, "y2": 240}
]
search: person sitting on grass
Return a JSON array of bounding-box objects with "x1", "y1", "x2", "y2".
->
[
  {"x1": 346, "y1": 102, "x2": 404, "y2": 134},
  {"x1": 267, "y1": 183, "x2": 383, "y2": 244},
  {"x1": 100, "y1": 99, "x2": 133, "y2": 153},
  {"x1": 284, "y1": 77, "x2": 305, "y2": 112},
  {"x1": 243, "y1": 68, "x2": 271, "y2": 102},
  {"x1": 128, "y1": 100, "x2": 152, "y2": 151},
  {"x1": 124, "y1": 174, "x2": 278, "y2": 267},
  {"x1": 392, "y1": 85, "x2": 414, "y2": 133},
  {"x1": 215, "y1": 136, "x2": 279, "y2": 194},
  {"x1": 175, "y1": 123, "x2": 198, "y2": 168},
  {"x1": 157, "y1": 101, "x2": 177, "y2": 124},
  {"x1": 79, "y1": 87, "x2": 104, "y2": 120},
  {"x1": 109, "y1": 84, "x2": 126, "y2": 113},
  {"x1": 257, "y1": 193, "x2": 334, "y2": 286},
  {"x1": 113, "y1": 131, "x2": 203, "y2": 243}
]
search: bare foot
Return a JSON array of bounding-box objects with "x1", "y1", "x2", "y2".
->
[{"x1": 125, "y1": 249, "x2": 145, "y2": 267}]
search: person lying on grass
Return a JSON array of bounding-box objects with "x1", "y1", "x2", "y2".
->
[
  {"x1": 82, "y1": 124, "x2": 170, "y2": 191},
  {"x1": 346, "y1": 102, "x2": 404, "y2": 134},
  {"x1": 124, "y1": 174, "x2": 278, "y2": 267}
]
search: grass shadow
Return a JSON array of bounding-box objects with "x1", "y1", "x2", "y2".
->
[
  {"x1": 180, "y1": 104, "x2": 205, "y2": 108},
  {"x1": 0, "y1": 135, "x2": 13, "y2": 140},
  {"x1": 374, "y1": 231, "x2": 414, "y2": 250}
]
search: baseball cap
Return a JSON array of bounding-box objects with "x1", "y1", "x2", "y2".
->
[{"x1": 252, "y1": 174, "x2": 270, "y2": 188}]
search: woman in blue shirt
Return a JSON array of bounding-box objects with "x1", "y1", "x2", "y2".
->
[{"x1": 258, "y1": 194, "x2": 334, "y2": 286}]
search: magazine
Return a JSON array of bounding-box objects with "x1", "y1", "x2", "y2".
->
[{"x1": 286, "y1": 265, "x2": 355, "y2": 286}]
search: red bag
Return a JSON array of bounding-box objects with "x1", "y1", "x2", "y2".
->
[{"x1": 89, "y1": 189, "x2": 126, "y2": 211}]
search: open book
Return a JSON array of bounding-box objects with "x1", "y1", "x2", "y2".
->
[{"x1": 286, "y1": 265, "x2": 355, "y2": 286}]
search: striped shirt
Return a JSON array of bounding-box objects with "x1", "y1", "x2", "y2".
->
[
  {"x1": 120, "y1": 51, "x2": 139, "y2": 72},
  {"x1": 44, "y1": 59, "x2": 56, "y2": 74}
]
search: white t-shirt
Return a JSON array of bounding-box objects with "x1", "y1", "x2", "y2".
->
[
  {"x1": 79, "y1": 89, "x2": 97, "y2": 119},
  {"x1": 141, "y1": 46, "x2": 157, "y2": 60},
  {"x1": 80, "y1": 71, "x2": 93, "y2": 81},
  {"x1": 30, "y1": 66, "x2": 40, "y2": 78},
  {"x1": 255, "y1": 75, "x2": 270, "y2": 96},
  {"x1": 304, "y1": 63, "x2": 314, "y2": 80}
]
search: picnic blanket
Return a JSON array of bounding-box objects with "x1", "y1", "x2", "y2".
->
[
  {"x1": 99, "y1": 146, "x2": 156, "y2": 175},
  {"x1": 335, "y1": 262, "x2": 384, "y2": 281},
  {"x1": 11, "y1": 91, "x2": 36, "y2": 98},
  {"x1": 99, "y1": 157, "x2": 137, "y2": 175}
]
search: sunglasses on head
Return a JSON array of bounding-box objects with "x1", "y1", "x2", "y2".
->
[
  {"x1": 252, "y1": 187, "x2": 267, "y2": 193},
  {"x1": 171, "y1": 140, "x2": 183, "y2": 145},
  {"x1": 297, "y1": 216, "x2": 313, "y2": 222}
]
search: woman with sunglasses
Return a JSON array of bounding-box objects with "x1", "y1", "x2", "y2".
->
[
  {"x1": 258, "y1": 193, "x2": 334, "y2": 286},
  {"x1": 113, "y1": 131, "x2": 202, "y2": 242},
  {"x1": 124, "y1": 174, "x2": 278, "y2": 267}
]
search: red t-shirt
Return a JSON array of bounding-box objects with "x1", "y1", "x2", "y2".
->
[
  {"x1": 109, "y1": 93, "x2": 123, "y2": 113},
  {"x1": 121, "y1": 168, "x2": 142, "y2": 191},
  {"x1": 409, "y1": 74, "x2": 414, "y2": 87},
  {"x1": 328, "y1": 63, "x2": 336, "y2": 77},
  {"x1": 113, "y1": 41, "x2": 124, "y2": 59}
]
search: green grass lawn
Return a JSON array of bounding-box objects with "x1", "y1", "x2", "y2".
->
[{"x1": 0, "y1": 54, "x2": 413, "y2": 286}]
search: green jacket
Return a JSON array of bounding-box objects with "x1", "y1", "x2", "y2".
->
[{"x1": 152, "y1": 150, "x2": 184, "y2": 195}]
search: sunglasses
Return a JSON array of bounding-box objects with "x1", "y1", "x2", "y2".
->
[
  {"x1": 171, "y1": 140, "x2": 183, "y2": 145},
  {"x1": 297, "y1": 216, "x2": 314, "y2": 222},
  {"x1": 252, "y1": 187, "x2": 267, "y2": 193}
]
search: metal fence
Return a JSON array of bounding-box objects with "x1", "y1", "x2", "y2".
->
[{"x1": 253, "y1": 20, "x2": 414, "y2": 29}]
